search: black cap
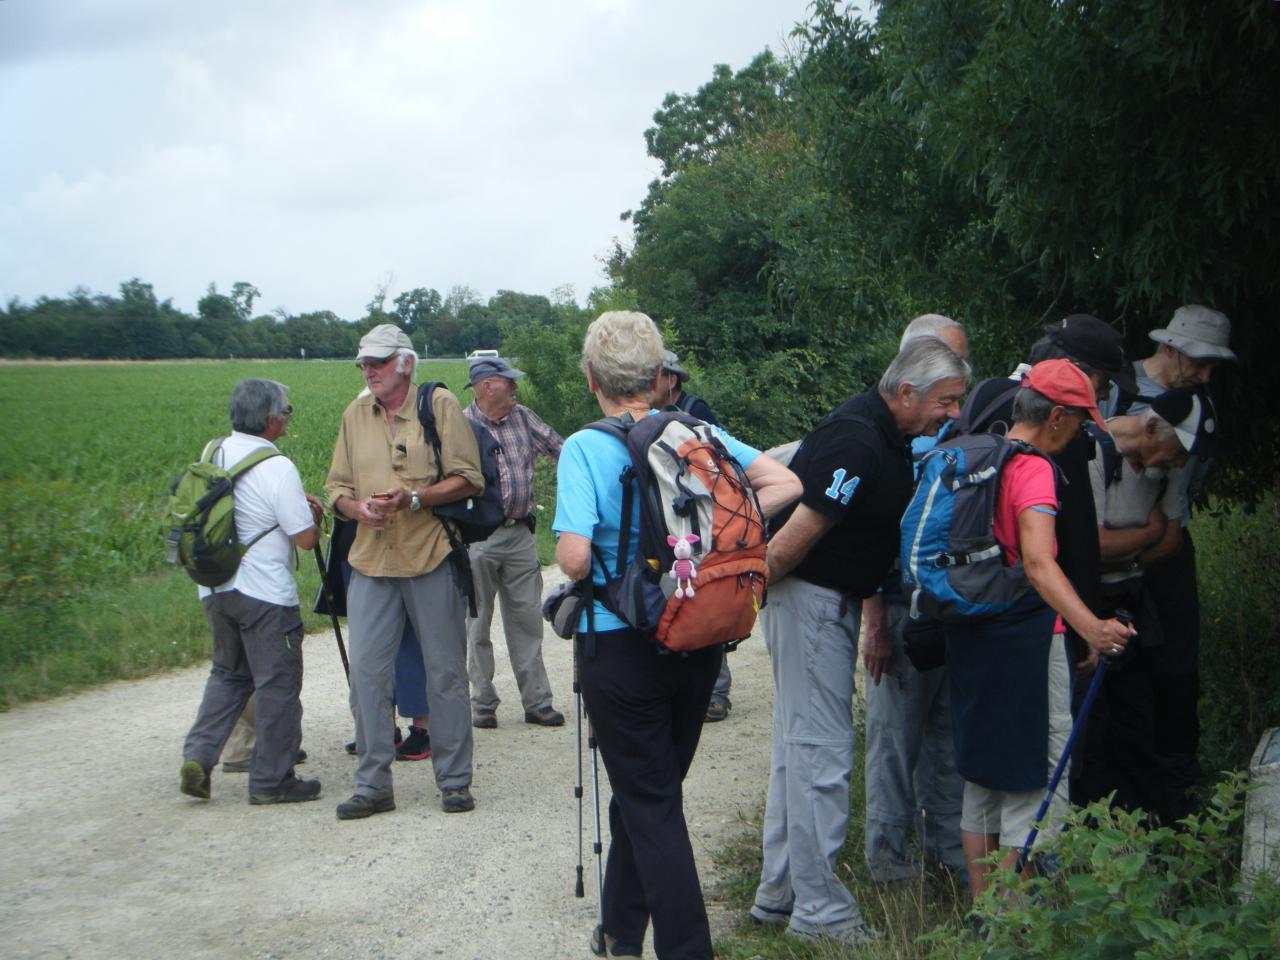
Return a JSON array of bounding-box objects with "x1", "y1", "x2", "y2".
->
[
  {"x1": 1044, "y1": 314, "x2": 1139, "y2": 396},
  {"x1": 1150, "y1": 387, "x2": 1219, "y2": 459}
]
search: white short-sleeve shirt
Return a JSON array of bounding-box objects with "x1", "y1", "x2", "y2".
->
[
  {"x1": 1090, "y1": 434, "x2": 1184, "y2": 586},
  {"x1": 197, "y1": 431, "x2": 314, "y2": 607}
]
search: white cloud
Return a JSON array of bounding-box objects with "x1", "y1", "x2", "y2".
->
[{"x1": 0, "y1": 0, "x2": 814, "y2": 318}]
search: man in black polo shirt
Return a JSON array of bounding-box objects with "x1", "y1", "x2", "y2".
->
[{"x1": 750, "y1": 337, "x2": 970, "y2": 947}]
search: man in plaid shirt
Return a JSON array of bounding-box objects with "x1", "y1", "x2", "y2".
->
[{"x1": 464, "y1": 356, "x2": 566, "y2": 729}]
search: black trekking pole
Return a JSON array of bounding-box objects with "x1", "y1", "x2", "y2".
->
[
  {"x1": 312, "y1": 544, "x2": 350, "y2": 685},
  {"x1": 1017, "y1": 610, "x2": 1132, "y2": 871},
  {"x1": 574, "y1": 647, "x2": 586, "y2": 898},
  {"x1": 588, "y1": 713, "x2": 605, "y2": 928}
]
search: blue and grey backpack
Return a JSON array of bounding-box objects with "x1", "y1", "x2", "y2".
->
[{"x1": 900, "y1": 433, "x2": 1054, "y2": 622}]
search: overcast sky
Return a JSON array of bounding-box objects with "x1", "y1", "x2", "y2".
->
[{"x1": 0, "y1": 0, "x2": 818, "y2": 319}]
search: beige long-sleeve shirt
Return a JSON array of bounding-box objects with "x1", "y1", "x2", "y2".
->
[{"x1": 325, "y1": 385, "x2": 483, "y2": 578}]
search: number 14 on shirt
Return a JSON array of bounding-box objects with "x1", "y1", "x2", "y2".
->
[{"x1": 824, "y1": 469, "x2": 860, "y2": 506}]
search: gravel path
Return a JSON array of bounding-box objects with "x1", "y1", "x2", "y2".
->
[{"x1": 0, "y1": 569, "x2": 774, "y2": 960}]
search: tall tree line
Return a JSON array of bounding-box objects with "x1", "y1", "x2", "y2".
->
[
  {"x1": 613, "y1": 0, "x2": 1279, "y2": 509},
  {"x1": 0, "y1": 279, "x2": 568, "y2": 361}
]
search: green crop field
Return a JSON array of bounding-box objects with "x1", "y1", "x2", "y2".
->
[{"x1": 0, "y1": 359, "x2": 559, "y2": 710}]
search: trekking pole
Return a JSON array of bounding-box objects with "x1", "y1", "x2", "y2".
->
[
  {"x1": 588, "y1": 712, "x2": 605, "y2": 929},
  {"x1": 1017, "y1": 612, "x2": 1131, "y2": 871},
  {"x1": 574, "y1": 647, "x2": 585, "y2": 898},
  {"x1": 312, "y1": 544, "x2": 350, "y2": 685}
]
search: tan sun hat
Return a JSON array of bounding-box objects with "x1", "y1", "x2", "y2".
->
[{"x1": 1148, "y1": 305, "x2": 1236, "y2": 362}]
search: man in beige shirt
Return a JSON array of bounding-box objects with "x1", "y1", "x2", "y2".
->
[{"x1": 326, "y1": 324, "x2": 484, "y2": 818}]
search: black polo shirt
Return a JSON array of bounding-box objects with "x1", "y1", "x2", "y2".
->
[{"x1": 775, "y1": 388, "x2": 914, "y2": 598}]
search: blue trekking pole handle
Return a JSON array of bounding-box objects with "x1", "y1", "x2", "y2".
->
[{"x1": 1017, "y1": 654, "x2": 1109, "y2": 870}]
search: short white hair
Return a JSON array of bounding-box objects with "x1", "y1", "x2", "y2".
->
[
  {"x1": 393, "y1": 347, "x2": 418, "y2": 379},
  {"x1": 580, "y1": 311, "x2": 664, "y2": 400},
  {"x1": 880, "y1": 336, "x2": 971, "y2": 397},
  {"x1": 900, "y1": 313, "x2": 963, "y2": 350},
  {"x1": 1140, "y1": 407, "x2": 1177, "y2": 442}
]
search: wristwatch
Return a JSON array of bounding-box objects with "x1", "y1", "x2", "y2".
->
[{"x1": 409, "y1": 489, "x2": 422, "y2": 512}]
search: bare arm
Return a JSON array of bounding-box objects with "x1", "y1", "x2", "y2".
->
[
  {"x1": 766, "y1": 503, "x2": 837, "y2": 582},
  {"x1": 1137, "y1": 517, "x2": 1182, "y2": 566},
  {"x1": 1021, "y1": 508, "x2": 1134, "y2": 655},
  {"x1": 556, "y1": 532, "x2": 592, "y2": 581},
  {"x1": 861, "y1": 593, "x2": 891, "y2": 685},
  {"x1": 744, "y1": 454, "x2": 802, "y2": 519},
  {"x1": 1098, "y1": 507, "x2": 1167, "y2": 564}
]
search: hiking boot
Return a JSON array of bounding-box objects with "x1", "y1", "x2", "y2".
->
[
  {"x1": 589, "y1": 925, "x2": 643, "y2": 957},
  {"x1": 250, "y1": 777, "x2": 322, "y2": 805},
  {"x1": 222, "y1": 748, "x2": 306, "y2": 774},
  {"x1": 441, "y1": 787, "x2": 475, "y2": 813},
  {"x1": 785, "y1": 921, "x2": 885, "y2": 947},
  {"x1": 395, "y1": 725, "x2": 432, "y2": 761},
  {"x1": 472, "y1": 707, "x2": 498, "y2": 729},
  {"x1": 748, "y1": 903, "x2": 791, "y2": 927},
  {"x1": 524, "y1": 705, "x2": 565, "y2": 727},
  {"x1": 705, "y1": 700, "x2": 730, "y2": 723},
  {"x1": 345, "y1": 727, "x2": 402, "y2": 755},
  {"x1": 335, "y1": 793, "x2": 396, "y2": 820},
  {"x1": 179, "y1": 760, "x2": 211, "y2": 800}
]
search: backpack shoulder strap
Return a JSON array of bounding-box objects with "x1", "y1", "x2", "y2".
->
[
  {"x1": 674, "y1": 392, "x2": 698, "y2": 414},
  {"x1": 416, "y1": 381, "x2": 447, "y2": 481},
  {"x1": 225, "y1": 446, "x2": 281, "y2": 481},
  {"x1": 585, "y1": 416, "x2": 640, "y2": 578},
  {"x1": 956, "y1": 380, "x2": 1021, "y2": 436}
]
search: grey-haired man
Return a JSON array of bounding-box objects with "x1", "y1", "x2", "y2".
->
[
  {"x1": 463, "y1": 356, "x2": 566, "y2": 730},
  {"x1": 326, "y1": 324, "x2": 484, "y2": 818},
  {"x1": 179, "y1": 378, "x2": 323, "y2": 806}
]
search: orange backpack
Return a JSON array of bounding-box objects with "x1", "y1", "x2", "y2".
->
[{"x1": 587, "y1": 412, "x2": 768, "y2": 652}]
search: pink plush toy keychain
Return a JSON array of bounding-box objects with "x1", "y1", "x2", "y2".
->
[{"x1": 668, "y1": 534, "x2": 700, "y2": 598}]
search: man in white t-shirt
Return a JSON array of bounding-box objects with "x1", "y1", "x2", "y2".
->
[{"x1": 179, "y1": 379, "x2": 323, "y2": 805}]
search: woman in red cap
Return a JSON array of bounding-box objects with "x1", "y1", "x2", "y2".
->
[{"x1": 949, "y1": 359, "x2": 1136, "y2": 898}]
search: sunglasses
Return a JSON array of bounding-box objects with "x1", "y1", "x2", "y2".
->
[{"x1": 356, "y1": 355, "x2": 395, "y2": 371}]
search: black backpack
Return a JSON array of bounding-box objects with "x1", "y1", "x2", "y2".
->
[{"x1": 415, "y1": 382, "x2": 505, "y2": 544}]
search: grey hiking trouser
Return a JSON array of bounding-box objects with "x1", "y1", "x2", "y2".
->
[
  {"x1": 863, "y1": 601, "x2": 964, "y2": 880},
  {"x1": 710, "y1": 651, "x2": 732, "y2": 707},
  {"x1": 348, "y1": 565, "x2": 472, "y2": 800},
  {"x1": 754, "y1": 576, "x2": 868, "y2": 937},
  {"x1": 466, "y1": 523, "x2": 554, "y2": 713},
  {"x1": 183, "y1": 590, "x2": 304, "y2": 795}
]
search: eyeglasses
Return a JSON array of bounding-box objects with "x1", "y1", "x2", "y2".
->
[{"x1": 356, "y1": 355, "x2": 394, "y2": 371}]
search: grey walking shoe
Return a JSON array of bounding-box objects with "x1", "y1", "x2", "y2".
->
[
  {"x1": 704, "y1": 701, "x2": 730, "y2": 723},
  {"x1": 336, "y1": 793, "x2": 396, "y2": 820},
  {"x1": 785, "y1": 921, "x2": 885, "y2": 947},
  {"x1": 179, "y1": 760, "x2": 211, "y2": 800},
  {"x1": 441, "y1": 787, "x2": 475, "y2": 813},
  {"x1": 472, "y1": 707, "x2": 498, "y2": 729},
  {"x1": 748, "y1": 903, "x2": 791, "y2": 926},
  {"x1": 589, "y1": 924, "x2": 642, "y2": 957},
  {"x1": 250, "y1": 777, "x2": 322, "y2": 805},
  {"x1": 524, "y1": 705, "x2": 565, "y2": 727}
]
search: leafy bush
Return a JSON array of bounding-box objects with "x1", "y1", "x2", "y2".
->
[
  {"x1": 1195, "y1": 496, "x2": 1280, "y2": 771},
  {"x1": 925, "y1": 776, "x2": 1280, "y2": 959}
]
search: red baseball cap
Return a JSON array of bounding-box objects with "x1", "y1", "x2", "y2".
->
[{"x1": 1021, "y1": 359, "x2": 1108, "y2": 430}]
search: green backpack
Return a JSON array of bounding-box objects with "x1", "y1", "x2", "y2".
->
[{"x1": 165, "y1": 439, "x2": 281, "y2": 587}]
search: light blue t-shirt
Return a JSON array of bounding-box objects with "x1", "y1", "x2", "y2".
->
[{"x1": 553, "y1": 414, "x2": 760, "y2": 633}]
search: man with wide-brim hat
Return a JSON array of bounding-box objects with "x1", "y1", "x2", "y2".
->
[{"x1": 1093, "y1": 303, "x2": 1234, "y2": 826}]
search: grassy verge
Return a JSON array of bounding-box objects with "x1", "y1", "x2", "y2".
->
[{"x1": 709, "y1": 703, "x2": 970, "y2": 959}]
